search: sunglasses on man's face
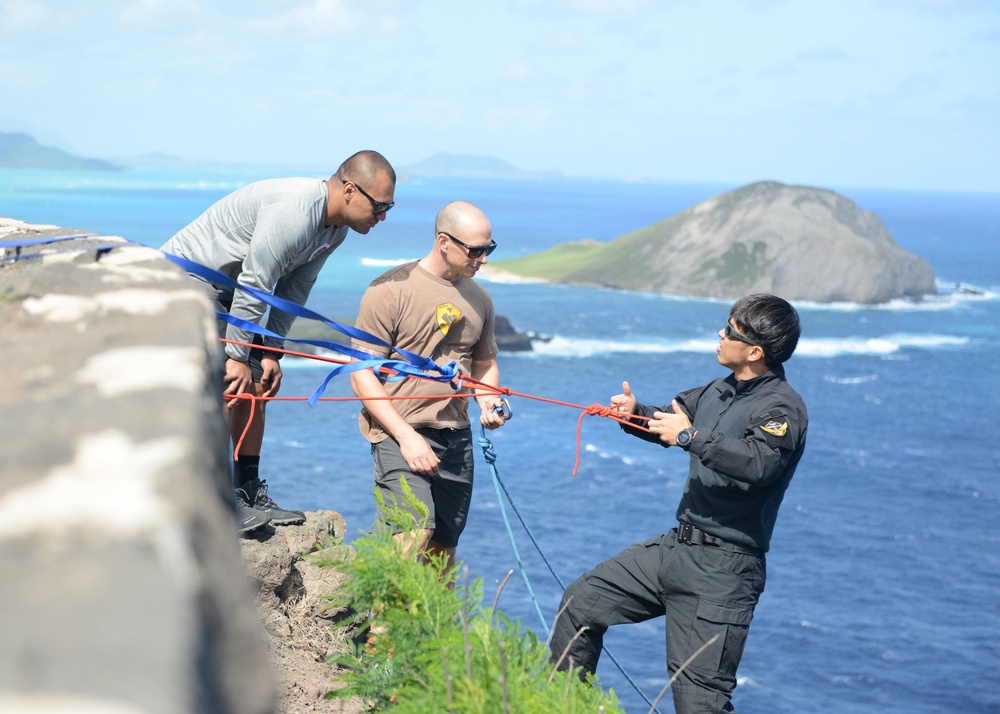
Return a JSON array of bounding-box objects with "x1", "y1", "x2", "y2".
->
[
  {"x1": 724, "y1": 321, "x2": 760, "y2": 347},
  {"x1": 441, "y1": 231, "x2": 497, "y2": 260},
  {"x1": 341, "y1": 179, "x2": 394, "y2": 216}
]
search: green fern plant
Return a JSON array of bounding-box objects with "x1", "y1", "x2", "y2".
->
[{"x1": 313, "y1": 482, "x2": 624, "y2": 713}]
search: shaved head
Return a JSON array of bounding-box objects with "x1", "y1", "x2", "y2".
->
[
  {"x1": 435, "y1": 201, "x2": 491, "y2": 238},
  {"x1": 334, "y1": 150, "x2": 396, "y2": 185}
]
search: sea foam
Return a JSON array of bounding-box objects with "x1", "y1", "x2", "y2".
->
[{"x1": 517, "y1": 333, "x2": 971, "y2": 359}]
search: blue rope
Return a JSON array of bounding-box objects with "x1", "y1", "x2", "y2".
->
[
  {"x1": 477, "y1": 426, "x2": 662, "y2": 713},
  {"x1": 479, "y1": 427, "x2": 549, "y2": 633}
]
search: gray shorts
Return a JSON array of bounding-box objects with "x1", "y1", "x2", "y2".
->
[{"x1": 371, "y1": 427, "x2": 474, "y2": 549}]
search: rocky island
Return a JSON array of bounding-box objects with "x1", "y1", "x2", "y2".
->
[{"x1": 488, "y1": 181, "x2": 936, "y2": 304}]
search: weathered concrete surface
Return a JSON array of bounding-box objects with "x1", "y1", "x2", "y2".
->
[{"x1": 0, "y1": 218, "x2": 276, "y2": 713}]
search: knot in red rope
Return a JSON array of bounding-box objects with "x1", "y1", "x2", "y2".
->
[
  {"x1": 583, "y1": 403, "x2": 614, "y2": 417},
  {"x1": 570, "y1": 403, "x2": 618, "y2": 476}
]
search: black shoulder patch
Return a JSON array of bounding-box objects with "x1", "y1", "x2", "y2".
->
[
  {"x1": 755, "y1": 415, "x2": 792, "y2": 449},
  {"x1": 759, "y1": 419, "x2": 788, "y2": 438}
]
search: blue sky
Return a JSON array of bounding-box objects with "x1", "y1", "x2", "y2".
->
[{"x1": 1, "y1": 0, "x2": 998, "y2": 192}]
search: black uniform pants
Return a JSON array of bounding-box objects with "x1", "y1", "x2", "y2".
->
[{"x1": 550, "y1": 529, "x2": 766, "y2": 714}]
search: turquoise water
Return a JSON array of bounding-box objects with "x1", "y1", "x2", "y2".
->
[{"x1": 4, "y1": 168, "x2": 999, "y2": 713}]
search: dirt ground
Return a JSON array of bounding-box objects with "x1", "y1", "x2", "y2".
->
[
  {"x1": 264, "y1": 604, "x2": 366, "y2": 714},
  {"x1": 239, "y1": 511, "x2": 369, "y2": 714}
]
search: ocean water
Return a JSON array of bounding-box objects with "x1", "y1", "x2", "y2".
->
[{"x1": 4, "y1": 168, "x2": 999, "y2": 713}]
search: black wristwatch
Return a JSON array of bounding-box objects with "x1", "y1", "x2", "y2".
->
[{"x1": 675, "y1": 427, "x2": 695, "y2": 449}]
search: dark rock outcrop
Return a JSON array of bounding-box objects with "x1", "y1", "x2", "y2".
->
[
  {"x1": 494, "y1": 315, "x2": 535, "y2": 351},
  {"x1": 238, "y1": 511, "x2": 365, "y2": 714}
]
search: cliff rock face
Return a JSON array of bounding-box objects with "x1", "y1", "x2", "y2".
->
[
  {"x1": 238, "y1": 511, "x2": 365, "y2": 714},
  {"x1": 497, "y1": 181, "x2": 937, "y2": 304}
]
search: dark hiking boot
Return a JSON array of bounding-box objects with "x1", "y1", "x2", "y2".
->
[
  {"x1": 243, "y1": 478, "x2": 306, "y2": 526},
  {"x1": 235, "y1": 487, "x2": 271, "y2": 534}
]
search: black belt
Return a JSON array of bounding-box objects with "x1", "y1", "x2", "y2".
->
[{"x1": 675, "y1": 522, "x2": 762, "y2": 556}]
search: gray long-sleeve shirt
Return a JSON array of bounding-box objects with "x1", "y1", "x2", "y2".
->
[{"x1": 162, "y1": 178, "x2": 347, "y2": 361}]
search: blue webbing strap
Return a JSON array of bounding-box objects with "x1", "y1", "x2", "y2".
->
[
  {"x1": 162, "y1": 253, "x2": 452, "y2": 380},
  {"x1": 477, "y1": 427, "x2": 662, "y2": 713},
  {"x1": 218, "y1": 311, "x2": 457, "y2": 405},
  {"x1": 0, "y1": 233, "x2": 103, "y2": 249},
  {"x1": 0, "y1": 234, "x2": 130, "y2": 262},
  {"x1": 161, "y1": 253, "x2": 463, "y2": 403},
  {"x1": 2, "y1": 235, "x2": 462, "y2": 402}
]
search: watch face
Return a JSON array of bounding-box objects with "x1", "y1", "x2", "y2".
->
[{"x1": 677, "y1": 429, "x2": 691, "y2": 445}]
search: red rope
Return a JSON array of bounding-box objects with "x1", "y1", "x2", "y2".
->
[{"x1": 219, "y1": 337, "x2": 654, "y2": 470}]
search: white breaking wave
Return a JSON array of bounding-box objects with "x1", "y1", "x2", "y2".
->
[
  {"x1": 360, "y1": 257, "x2": 414, "y2": 267},
  {"x1": 796, "y1": 289, "x2": 996, "y2": 312},
  {"x1": 530, "y1": 336, "x2": 718, "y2": 358},
  {"x1": 478, "y1": 268, "x2": 549, "y2": 285},
  {"x1": 823, "y1": 374, "x2": 879, "y2": 385},
  {"x1": 797, "y1": 334, "x2": 968, "y2": 357},
  {"x1": 521, "y1": 333, "x2": 970, "y2": 359}
]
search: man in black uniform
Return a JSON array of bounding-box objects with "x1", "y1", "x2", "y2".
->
[{"x1": 550, "y1": 293, "x2": 808, "y2": 714}]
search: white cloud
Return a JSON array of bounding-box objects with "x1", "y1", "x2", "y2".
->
[
  {"x1": 121, "y1": 0, "x2": 197, "y2": 26},
  {"x1": 0, "y1": 0, "x2": 50, "y2": 30},
  {"x1": 506, "y1": 61, "x2": 535, "y2": 82},
  {"x1": 246, "y1": 0, "x2": 402, "y2": 38},
  {"x1": 1, "y1": 0, "x2": 997, "y2": 191},
  {"x1": 533, "y1": 29, "x2": 589, "y2": 53},
  {"x1": 558, "y1": 0, "x2": 650, "y2": 16},
  {"x1": 797, "y1": 48, "x2": 854, "y2": 63},
  {"x1": 882, "y1": 0, "x2": 994, "y2": 14}
]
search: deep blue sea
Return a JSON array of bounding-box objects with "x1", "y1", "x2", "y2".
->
[{"x1": 4, "y1": 167, "x2": 999, "y2": 713}]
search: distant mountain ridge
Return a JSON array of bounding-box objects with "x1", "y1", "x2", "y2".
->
[
  {"x1": 488, "y1": 181, "x2": 937, "y2": 304},
  {"x1": 404, "y1": 152, "x2": 560, "y2": 180},
  {"x1": 0, "y1": 134, "x2": 555, "y2": 179},
  {"x1": 0, "y1": 131, "x2": 119, "y2": 171}
]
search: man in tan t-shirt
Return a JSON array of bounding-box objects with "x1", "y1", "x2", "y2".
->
[{"x1": 350, "y1": 201, "x2": 508, "y2": 570}]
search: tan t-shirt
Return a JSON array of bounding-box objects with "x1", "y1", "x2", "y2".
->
[{"x1": 352, "y1": 261, "x2": 498, "y2": 443}]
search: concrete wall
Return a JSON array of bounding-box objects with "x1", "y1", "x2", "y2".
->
[{"x1": 0, "y1": 218, "x2": 276, "y2": 714}]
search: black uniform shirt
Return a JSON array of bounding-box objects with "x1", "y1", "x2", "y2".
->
[{"x1": 622, "y1": 364, "x2": 808, "y2": 552}]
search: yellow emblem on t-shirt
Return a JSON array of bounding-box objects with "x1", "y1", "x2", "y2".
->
[
  {"x1": 436, "y1": 303, "x2": 462, "y2": 336},
  {"x1": 760, "y1": 420, "x2": 788, "y2": 437}
]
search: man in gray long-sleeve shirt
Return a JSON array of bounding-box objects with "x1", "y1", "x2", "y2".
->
[{"x1": 162, "y1": 150, "x2": 396, "y2": 533}]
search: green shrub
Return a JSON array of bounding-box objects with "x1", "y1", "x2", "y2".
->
[{"x1": 312, "y1": 486, "x2": 624, "y2": 713}]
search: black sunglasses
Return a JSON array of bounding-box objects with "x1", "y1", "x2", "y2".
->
[
  {"x1": 724, "y1": 321, "x2": 760, "y2": 347},
  {"x1": 341, "y1": 179, "x2": 394, "y2": 216},
  {"x1": 441, "y1": 231, "x2": 497, "y2": 260}
]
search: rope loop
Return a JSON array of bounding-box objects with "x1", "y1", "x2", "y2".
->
[{"x1": 478, "y1": 432, "x2": 498, "y2": 464}]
